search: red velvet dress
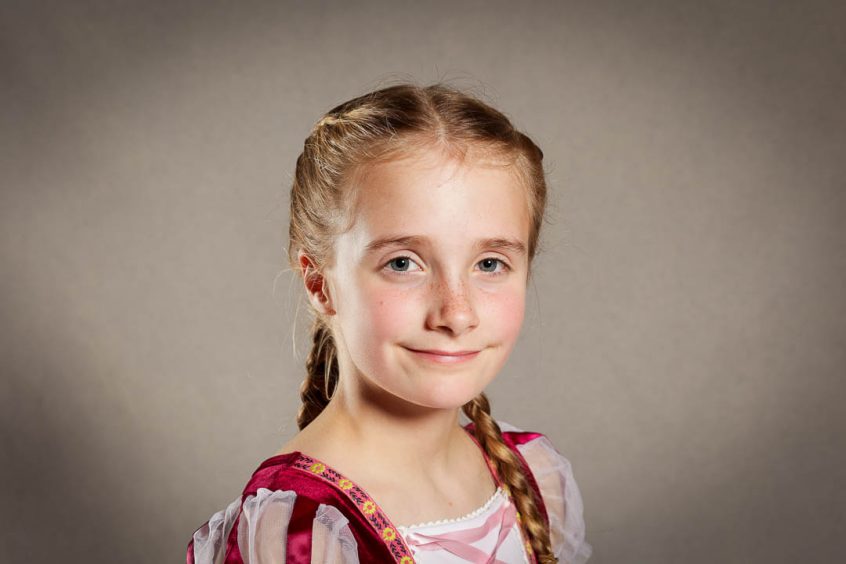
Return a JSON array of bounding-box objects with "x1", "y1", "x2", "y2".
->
[{"x1": 186, "y1": 420, "x2": 592, "y2": 564}]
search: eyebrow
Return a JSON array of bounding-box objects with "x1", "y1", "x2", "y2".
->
[{"x1": 363, "y1": 235, "x2": 527, "y2": 256}]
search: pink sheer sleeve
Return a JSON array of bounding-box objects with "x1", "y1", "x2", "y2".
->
[
  {"x1": 188, "y1": 488, "x2": 360, "y2": 563},
  {"x1": 500, "y1": 421, "x2": 593, "y2": 564}
]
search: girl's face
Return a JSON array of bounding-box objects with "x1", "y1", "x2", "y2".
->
[{"x1": 323, "y1": 146, "x2": 531, "y2": 410}]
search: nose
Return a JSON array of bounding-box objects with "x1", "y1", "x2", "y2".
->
[{"x1": 425, "y1": 275, "x2": 480, "y2": 337}]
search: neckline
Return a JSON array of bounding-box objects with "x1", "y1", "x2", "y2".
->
[
  {"x1": 396, "y1": 486, "x2": 504, "y2": 531},
  {"x1": 252, "y1": 423, "x2": 504, "y2": 557}
]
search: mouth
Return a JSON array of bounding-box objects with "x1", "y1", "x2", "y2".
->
[{"x1": 403, "y1": 347, "x2": 482, "y2": 365}]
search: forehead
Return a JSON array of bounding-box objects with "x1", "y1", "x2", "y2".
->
[{"x1": 341, "y1": 147, "x2": 531, "y2": 251}]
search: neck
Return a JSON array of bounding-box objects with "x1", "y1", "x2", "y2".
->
[{"x1": 304, "y1": 374, "x2": 472, "y2": 479}]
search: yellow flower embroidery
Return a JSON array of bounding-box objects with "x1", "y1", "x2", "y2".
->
[
  {"x1": 338, "y1": 478, "x2": 353, "y2": 490},
  {"x1": 400, "y1": 556, "x2": 413, "y2": 564},
  {"x1": 382, "y1": 527, "x2": 396, "y2": 542},
  {"x1": 309, "y1": 462, "x2": 325, "y2": 474},
  {"x1": 362, "y1": 500, "x2": 376, "y2": 515}
]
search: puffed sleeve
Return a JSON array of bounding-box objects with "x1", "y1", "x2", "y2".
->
[
  {"x1": 188, "y1": 488, "x2": 360, "y2": 563},
  {"x1": 500, "y1": 421, "x2": 593, "y2": 564}
]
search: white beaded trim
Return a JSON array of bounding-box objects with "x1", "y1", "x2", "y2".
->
[{"x1": 396, "y1": 487, "x2": 504, "y2": 532}]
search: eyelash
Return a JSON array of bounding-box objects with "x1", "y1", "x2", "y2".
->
[{"x1": 382, "y1": 256, "x2": 511, "y2": 277}]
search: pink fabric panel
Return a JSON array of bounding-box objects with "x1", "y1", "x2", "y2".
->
[{"x1": 405, "y1": 494, "x2": 518, "y2": 564}]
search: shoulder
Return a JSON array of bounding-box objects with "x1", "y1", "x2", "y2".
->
[
  {"x1": 187, "y1": 489, "x2": 360, "y2": 564},
  {"x1": 463, "y1": 418, "x2": 567, "y2": 467},
  {"x1": 187, "y1": 455, "x2": 373, "y2": 564},
  {"x1": 466, "y1": 419, "x2": 594, "y2": 564},
  {"x1": 494, "y1": 420, "x2": 575, "y2": 480}
]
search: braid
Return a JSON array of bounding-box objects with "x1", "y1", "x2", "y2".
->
[
  {"x1": 296, "y1": 318, "x2": 339, "y2": 430},
  {"x1": 463, "y1": 393, "x2": 557, "y2": 564}
]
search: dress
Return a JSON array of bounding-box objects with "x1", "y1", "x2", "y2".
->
[{"x1": 186, "y1": 420, "x2": 592, "y2": 564}]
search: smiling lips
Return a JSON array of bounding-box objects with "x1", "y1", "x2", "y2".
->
[{"x1": 404, "y1": 347, "x2": 482, "y2": 364}]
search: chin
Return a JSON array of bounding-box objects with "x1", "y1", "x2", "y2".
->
[
  {"x1": 400, "y1": 378, "x2": 489, "y2": 410},
  {"x1": 387, "y1": 349, "x2": 503, "y2": 409}
]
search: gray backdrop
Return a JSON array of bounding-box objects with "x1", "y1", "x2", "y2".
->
[{"x1": 1, "y1": 1, "x2": 844, "y2": 562}]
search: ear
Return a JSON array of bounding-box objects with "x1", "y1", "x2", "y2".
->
[{"x1": 298, "y1": 249, "x2": 336, "y2": 315}]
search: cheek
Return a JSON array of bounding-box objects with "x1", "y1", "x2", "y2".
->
[
  {"x1": 353, "y1": 283, "x2": 419, "y2": 343},
  {"x1": 482, "y1": 286, "x2": 526, "y2": 342}
]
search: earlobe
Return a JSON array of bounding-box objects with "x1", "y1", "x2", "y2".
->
[{"x1": 298, "y1": 250, "x2": 336, "y2": 316}]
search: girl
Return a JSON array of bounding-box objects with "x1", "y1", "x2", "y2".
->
[{"x1": 187, "y1": 83, "x2": 592, "y2": 564}]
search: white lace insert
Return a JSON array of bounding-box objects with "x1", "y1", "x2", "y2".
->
[{"x1": 396, "y1": 486, "x2": 504, "y2": 531}]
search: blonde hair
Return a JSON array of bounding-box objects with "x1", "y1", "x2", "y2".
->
[{"x1": 287, "y1": 82, "x2": 556, "y2": 563}]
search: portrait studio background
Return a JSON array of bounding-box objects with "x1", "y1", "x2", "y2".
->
[{"x1": 1, "y1": 1, "x2": 844, "y2": 562}]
